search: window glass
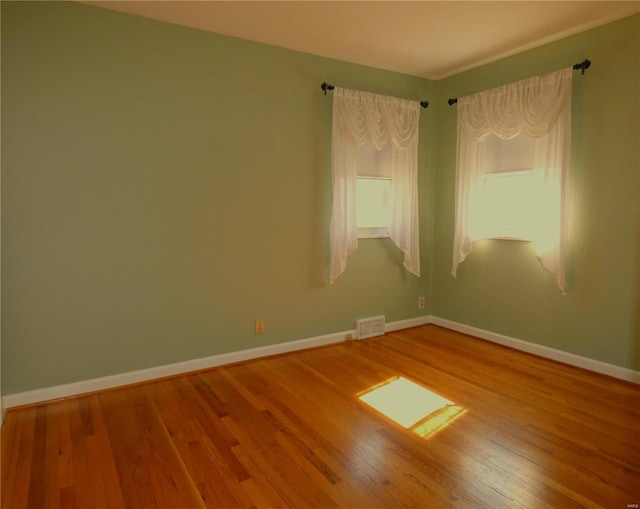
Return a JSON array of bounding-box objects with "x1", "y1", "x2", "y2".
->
[
  {"x1": 356, "y1": 177, "x2": 391, "y2": 238},
  {"x1": 479, "y1": 171, "x2": 536, "y2": 240},
  {"x1": 478, "y1": 133, "x2": 537, "y2": 240}
]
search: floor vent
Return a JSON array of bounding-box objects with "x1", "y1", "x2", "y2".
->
[{"x1": 356, "y1": 316, "x2": 386, "y2": 340}]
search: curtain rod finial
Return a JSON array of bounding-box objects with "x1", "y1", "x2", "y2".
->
[
  {"x1": 573, "y1": 59, "x2": 591, "y2": 75},
  {"x1": 321, "y1": 82, "x2": 334, "y2": 95}
]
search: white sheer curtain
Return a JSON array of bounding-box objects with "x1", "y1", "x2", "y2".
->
[
  {"x1": 452, "y1": 67, "x2": 573, "y2": 293},
  {"x1": 329, "y1": 87, "x2": 421, "y2": 282}
]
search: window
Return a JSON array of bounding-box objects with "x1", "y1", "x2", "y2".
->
[
  {"x1": 356, "y1": 177, "x2": 391, "y2": 238},
  {"x1": 473, "y1": 133, "x2": 562, "y2": 247},
  {"x1": 478, "y1": 170, "x2": 535, "y2": 240},
  {"x1": 476, "y1": 133, "x2": 537, "y2": 241},
  {"x1": 355, "y1": 141, "x2": 393, "y2": 238}
]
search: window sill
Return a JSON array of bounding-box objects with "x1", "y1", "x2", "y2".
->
[
  {"x1": 483, "y1": 235, "x2": 531, "y2": 242},
  {"x1": 358, "y1": 227, "x2": 390, "y2": 239}
]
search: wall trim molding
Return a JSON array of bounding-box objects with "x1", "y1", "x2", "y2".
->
[
  {"x1": 5, "y1": 312, "x2": 635, "y2": 410},
  {"x1": 385, "y1": 315, "x2": 431, "y2": 332},
  {"x1": 427, "y1": 315, "x2": 640, "y2": 385},
  {"x1": 2, "y1": 315, "x2": 431, "y2": 409}
]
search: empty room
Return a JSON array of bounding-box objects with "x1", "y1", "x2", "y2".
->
[{"x1": 1, "y1": 1, "x2": 639, "y2": 508}]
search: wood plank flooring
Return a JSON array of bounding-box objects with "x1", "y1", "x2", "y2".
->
[{"x1": 2, "y1": 325, "x2": 639, "y2": 508}]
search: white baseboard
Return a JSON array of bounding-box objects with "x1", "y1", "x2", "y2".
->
[
  {"x1": 386, "y1": 315, "x2": 431, "y2": 332},
  {"x1": 8, "y1": 313, "x2": 633, "y2": 410},
  {"x1": 2, "y1": 315, "x2": 430, "y2": 410},
  {"x1": 428, "y1": 315, "x2": 640, "y2": 385}
]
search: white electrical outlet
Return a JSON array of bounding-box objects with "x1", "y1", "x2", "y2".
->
[
  {"x1": 418, "y1": 296, "x2": 425, "y2": 309},
  {"x1": 255, "y1": 319, "x2": 264, "y2": 334}
]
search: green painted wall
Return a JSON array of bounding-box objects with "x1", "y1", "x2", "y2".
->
[
  {"x1": 1, "y1": 1, "x2": 435, "y2": 394},
  {"x1": 2, "y1": 1, "x2": 638, "y2": 396},
  {"x1": 432, "y1": 14, "x2": 640, "y2": 370}
]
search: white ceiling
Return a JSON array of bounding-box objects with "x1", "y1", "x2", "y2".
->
[{"x1": 83, "y1": 1, "x2": 640, "y2": 80}]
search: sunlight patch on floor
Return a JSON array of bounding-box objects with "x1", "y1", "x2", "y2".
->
[
  {"x1": 359, "y1": 376, "x2": 466, "y2": 437},
  {"x1": 413, "y1": 404, "x2": 467, "y2": 439}
]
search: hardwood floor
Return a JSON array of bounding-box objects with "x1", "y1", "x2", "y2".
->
[{"x1": 2, "y1": 325, "x2": 639, "y2": 508}]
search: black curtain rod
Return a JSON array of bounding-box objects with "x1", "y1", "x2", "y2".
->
[
  {"x1": 321, "y1": 82, "x2": 429, "y2": 109},
  {"x1": 447, "y1": 59, "x2": 591, "y2": 106}
]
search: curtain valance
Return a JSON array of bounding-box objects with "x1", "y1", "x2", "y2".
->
[
  {"x1": 457, "y1": 68, "x2": 573, "y2": 140},
  {"x1": 332, "y1": 88, "x2": 420, "y2": 150}
]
